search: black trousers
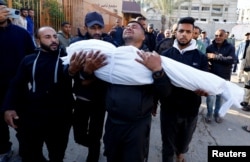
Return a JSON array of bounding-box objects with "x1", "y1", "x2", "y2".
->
[
  {"x1": 73, "y1": 99, "x2": 106, "y2": 162},
  {"x1": 160, "y1": 110, "x2": 198, "y2": 162},
  {"x1": 103, "y1": 116, "x2": 151, "y2": 162},
  {"x1": 16, "y1": 113, "x2": 72, "y2": 162},
  {"x1": 0, "y1": 112, "x2": 12, "y2": 154}
]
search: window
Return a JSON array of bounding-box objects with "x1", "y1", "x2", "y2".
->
[
  {"x1": 212, "y1": 6, "x2": 222, "y2": 16},
  {"x1": 213, "y1": 19, "x2": 219, "y2": 22},
  {"x1": 225, "y1": 8, "x2": 228, "y2": 11},
  {"x1": 202, "y1": 7, "x2": 210, "y2": 11},
  {"x1": 200, "y1": 18, "x2": 207, "y2": 21},
  {"x1": 192, "y1": 6, "x2": 199, "y2": 10},
  {"x1": 180, "y1": 6, "x2": 189, "y2": 10},
  {"x1": 212, "y1": 7, "x2": 221, "y2": 12}
]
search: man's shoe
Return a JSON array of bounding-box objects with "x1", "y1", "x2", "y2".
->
[
  {"x1": 214, "y1": 116, "x2": 223, "y2": 123},
  {"x1": 242, "y1": 105, "x2": 250, "y2": 112},
  {"x1": 205, "y1": 115, "x2": 212, "y2": 123},
  {"x1": 0, "y1": 150, "x2": 13, "y2": 162},
  {"x1": 240, "y1": 102, "x2": 248, "y2": 107}
]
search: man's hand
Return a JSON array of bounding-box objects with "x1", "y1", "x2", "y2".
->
[
  {"x1": 207, "y1": 53, "x2": 216, "y2": 59},
  {"x1": 68, "y1": 51, "x2": 86, "y2": 76},
  {"x1": 4, "y1": 110, "x2": 19, "y2": 129},
  {"x1": 0, "y1": 5, "x2": 9, "y2": 21},
  {"x1": 83, "y1": 50, "x2": 107, "y2": 74},
  {"x1": 194, "y1": 89, "x2": 208, "y2": 97},
  {"x1": 135, "y1": 50, "x2": 162, "y2": 72}
]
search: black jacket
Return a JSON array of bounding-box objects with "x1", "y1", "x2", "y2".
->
[
  {"x1": 0, "y1": 20, "x2": 35, "y2": 109},
  {"x1": 206, "y1": 40, "x2": 235, "y2": 80},
  {"x1": 106, "y1": 74, "x2": 172, "y2": 123},
  {"x1": 69, "y1": 32, "x2": 117, "y2": 101},
  {"x1": 2, "y1": 49, "x2": 74, "y2": 117},
  {"x1": 161, "y1": 45, "x2": 208, "y2": 116},
  {"x1": 104, "y1": 42, "x2": 166, "y2": 123}
]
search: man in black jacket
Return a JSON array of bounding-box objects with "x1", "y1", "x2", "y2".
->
[
  {"x1": 69, "y1": 20, "x2": 172, "y2": 162},
  {"x1": 3, "y1": 26, "x2": 74, "y2": 162},
  {"x1": 0, "y1": 1, "x2": 35, "y2": 161},
  {"x1": 103, "y1": 21, "x2": 172, "y2": 162},
  {"x1": 69, "y1": 11, "x2": 117, "y2": 162},
  {"x1": 205, "y1": 29, "x2": 235, "y2": 123},
  {"x1": 160, "y1": 17, "x2": 209, "y2": 162}
]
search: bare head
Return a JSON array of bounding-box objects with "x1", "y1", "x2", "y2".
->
[
  {"x1": 36, "y1": 26, "x2": 59, "y2": 52},
  {"x1": 123, "y1": 21, "x2": 145, "y2": 48}
]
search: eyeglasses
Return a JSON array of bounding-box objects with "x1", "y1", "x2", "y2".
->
[{"x1": 215, "y1": 35, "x2": 223, "y2": 37}]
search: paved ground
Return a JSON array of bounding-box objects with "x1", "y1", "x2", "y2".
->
[{"x1": 9, "y1": 74, "x2": 250, "y2": 162}]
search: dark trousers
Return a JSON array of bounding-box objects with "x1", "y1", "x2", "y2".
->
[
  {"x1": 0, "y1": 112, "x2": 12, "y2": 154},
  {"x1": 160, "y1": 111, "x2": 198, "y2": 162},
  {"x1": 103, "y1": 116, "x2": 151, "y2": 162},
  {"x1": 16, "y1": 114, "x2": 72, "y2": 162},
  {"x1": 73, "y1": 99, "x2": 106, "y2": 162}
]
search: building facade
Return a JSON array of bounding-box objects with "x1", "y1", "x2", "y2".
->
[{"x1": 143, "y1": 0, "x2": 238, "y2": 39}]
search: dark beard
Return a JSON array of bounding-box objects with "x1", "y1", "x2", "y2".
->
[
  {"x1": 0, "y1": 19, "x2": 7, "y2": 25},
  {"x1": 177, "y1": 39, "x2": 191, "y2": 47},
  {"x1": 40, "y1": 43, "x2": 58, "y2": 53}
]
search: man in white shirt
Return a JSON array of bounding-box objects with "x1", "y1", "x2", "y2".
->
[{"x1": 13, "y1": 8, "x2": 28, "y2": 29}]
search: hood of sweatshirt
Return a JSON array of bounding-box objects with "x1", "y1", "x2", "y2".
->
[{"x1": 173, "y1": 39, "x2": 197, "y2": 54}]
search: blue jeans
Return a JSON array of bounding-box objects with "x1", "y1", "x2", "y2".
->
[{"x1": 206, "y1": 94, "x2": 223, "y2": 117}]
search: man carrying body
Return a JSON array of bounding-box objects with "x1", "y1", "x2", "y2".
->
[
  {"x1": 70, "y1": 11, "x2": 116, "y2": 162},
  {"x1": 69, "y1": 20, "x2": 172, "y2": 162},
  {"x1": 160, "y1": 17, "x2": 208, "y2": 162}
]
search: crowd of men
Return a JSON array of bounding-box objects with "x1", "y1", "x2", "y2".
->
[{"x1": 1, "y1": 0, "x2": 250, "y2": 161}]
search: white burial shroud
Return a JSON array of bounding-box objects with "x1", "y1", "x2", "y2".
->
[{"x1": 62, "y1": 39, "x2": 244, "y2": 117}]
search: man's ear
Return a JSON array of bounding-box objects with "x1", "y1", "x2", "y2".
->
[
  {"x1": 36, "y1": 39, "x2": 40, "y2": 47},
  {"x1": 142, "y1": 34, "x2": 145, "y2": 41}
]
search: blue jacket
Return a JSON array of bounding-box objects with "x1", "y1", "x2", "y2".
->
[
  {"x1": 26, "y1": 16, "x2": 34, "y2": 37},
  {"x1": 236, "y1": 40, "x2": 250, "y2": 60}
]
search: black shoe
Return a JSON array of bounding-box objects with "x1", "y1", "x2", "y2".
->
[
  {"x1": 240, "y1": 102, "x2": 248, "y2": 107},
  {"x1": 242, "y1": 125, "x2": 250, "y2": 133},
  {"x1": 205, "y1": 115, "x2": 212, "y2": 123},
  {"x1": 242, "y1": 105, "x2": 250, "y2": 112},
  {"x1": 214, "y1": 114, "x2": 223, "y2": 123}
]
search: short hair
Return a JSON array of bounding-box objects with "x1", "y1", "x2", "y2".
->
[
  {"x1": 177, "y1": 17, "x2": 195, "y2": 27},
  {"x1": 61, "y1": 21, "x2": 70, "y2": 27},
  {"x1": 217, "y1": 29, "x2": 226, "y2": 33},
  {"x1": 20, "y1": 8, "x2": 28, "y2": 12},
  {"x1": 194, "y1": 26, "x2": 201, "y2": 33},
  {"x1": 127, "y1": 20, "x2": 145, "y2": 34},
  {"x1": 135, "y1": 17, "x2": 146, "y2": 21}
]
